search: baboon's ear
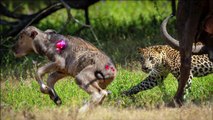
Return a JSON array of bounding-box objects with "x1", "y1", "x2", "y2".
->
[{"x1": 30, "y1": 30, "x2": 38, "y2": 39}]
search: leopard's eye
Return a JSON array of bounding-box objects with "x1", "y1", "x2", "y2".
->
[{"x1": 149, "y1": 56, "x2": 154, "y2": 61}]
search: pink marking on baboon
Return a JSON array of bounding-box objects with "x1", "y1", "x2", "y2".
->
[{"x1": 56, "y1": 40, "x2": 66, "y2": 53}]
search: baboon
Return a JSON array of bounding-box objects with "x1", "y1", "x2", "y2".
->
[{"x1": 13, "y1": 26, "x2": 117, "y2": 112}]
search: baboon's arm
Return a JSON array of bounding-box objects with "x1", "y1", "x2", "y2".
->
[{"x1": 35, "y1": 62, "x2": 59, "y2": 93}]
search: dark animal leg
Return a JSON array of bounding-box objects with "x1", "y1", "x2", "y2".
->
[
  {"x1": 175, "y1": 0, "x2": 203, "y2": 105},
  {"x1": 47, "y1": 71, "x2": 66, "y2": 105},
  {"x1": 35, "y1": 62, "x2": 58, "y2": 95}
]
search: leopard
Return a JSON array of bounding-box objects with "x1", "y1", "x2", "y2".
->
[{"x1": 123, "y1": 45, "x2": 213, "y2": 99}]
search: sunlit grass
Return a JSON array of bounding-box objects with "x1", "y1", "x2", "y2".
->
[{"x1": 1, "y1": 66, "x2": 212, "y2": 110}]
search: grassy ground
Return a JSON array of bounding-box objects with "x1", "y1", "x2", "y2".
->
[
  {"x1": 1, "y1": 105, "x2": 212, "y2": 120},
  {"x1": 1, "y1": 1, "x2": 213, "y2": 120},
  {"x1": 1, "y1": 67, "x2": 213, "y2": 120}
]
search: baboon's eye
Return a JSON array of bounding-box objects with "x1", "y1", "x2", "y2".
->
[{"x1": 19, "y1": 41, "x2": 23, "y2": 44}]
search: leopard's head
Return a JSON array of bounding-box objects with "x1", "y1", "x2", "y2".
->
[{"x1": 138, "y1": 46, "x2": 165, "y2": 73}]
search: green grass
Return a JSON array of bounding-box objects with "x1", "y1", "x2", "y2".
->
[{"x1": 1, "y1": 67, "x2": 212, "y2": 110}]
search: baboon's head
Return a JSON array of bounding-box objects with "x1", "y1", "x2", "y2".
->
[{"x1": 13, "y1": 26, "x2": 39, "y2": 57}]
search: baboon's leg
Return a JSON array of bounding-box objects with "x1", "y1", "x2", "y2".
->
[
  {"x1": 75, "y1": 65, "x2": 108, "y2": 113},
  {"x1": 35, "y1": 62, "x2": 58, "y2": 94},
  {"x1": 47, "y1": 71, "x2": 66, "y2": 105}
]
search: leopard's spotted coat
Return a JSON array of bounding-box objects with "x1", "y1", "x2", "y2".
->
[{"x1": 124, "y1": 45, "x2": 213, "y2": 99}]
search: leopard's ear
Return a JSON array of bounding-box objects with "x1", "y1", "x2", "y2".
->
[{"x1": 137, "y1": 47, "x2": 143, "y2": 54}]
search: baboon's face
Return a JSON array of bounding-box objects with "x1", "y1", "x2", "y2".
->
[{"x1": 13, "y1": 31, "x2": 35, "y2": 57}]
